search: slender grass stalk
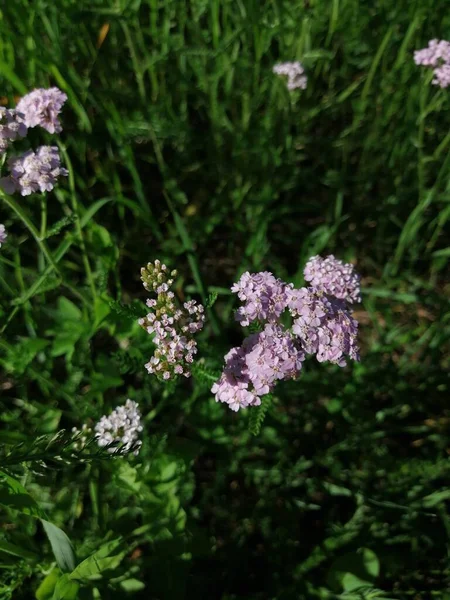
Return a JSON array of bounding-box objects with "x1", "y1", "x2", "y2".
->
[
  {"x1": 0, "y1": 191, "x2": 60, "y2": 273},
  {"x1": 146, "y1": 124, "x2": 220, "y2": 335},
  {"x1": 58, "y1": 145, "x2": 97, "y2": 302}
]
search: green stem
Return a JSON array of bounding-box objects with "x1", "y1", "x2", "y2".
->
[
  {"x1": 0, "y1": 191, "x2": 60, "y2": 273},
  {"x1": 417, "y1": 82, "x2": 428, "y2": 202},
  {"x1": 58, "y1": 145, "x2": 97, "y2": 301},
  {"x1": 40, "y1": 194, "x2": 47, "y2": 239},
  {"x1": 147, "y1": 125, "x2": 220, "y2": 334}
]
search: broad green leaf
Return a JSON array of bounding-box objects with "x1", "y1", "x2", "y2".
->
[
  {"x1": 36, "y1": 568, "x2": 60, "y2": 600},
  {"x1": 70, "y1": 538, "x2": 125, "y2": 581},
  {"x1": 51, "y1": 574, "x2": 79, "y2": 600},
  {"x1": 41, "y1": 520, "x2": 77, "y2": 573},
  {"x1": 327, "y1": 548, "x2": 379, "y2": 592}
]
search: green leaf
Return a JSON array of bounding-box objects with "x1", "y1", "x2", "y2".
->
[
  {"x1": 422, "y1": 489, "x2": 450, "y2": 508},
  {"x1": 70, "y1": 538, "x2": 125, "y2": 581},
  {"x1": 248, "y1": 395, "x2": 272, "y2": 436},
  {"x1": 36, "y1": 568, "x2": 60, "y2": 600},
  {"x1": 51, "y1": 574, "x2": 79, "y2": 600},
  {"x1": 0, "y1": 539, "x2": 37, "y2": 560},
  {"x1": 0, "y1": 471, "x2": 46, "y2": 519},
  {"x1": 120, "y1": 578, "x2": 146, "y2": 592},
  {"x1": 41, "y1": 520, "x2": 77, "y2": 573},
  {"x1": 327, "y1": 548, "x2": 379, "y2": 593}
]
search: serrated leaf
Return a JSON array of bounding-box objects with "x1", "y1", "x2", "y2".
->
[{"x1": 45, "y1": 214, "x2": 76, "y2": 239}]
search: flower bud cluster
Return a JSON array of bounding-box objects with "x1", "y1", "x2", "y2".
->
[{"x1": 139, "y1": 260, "x2": 205, "y2": 379}]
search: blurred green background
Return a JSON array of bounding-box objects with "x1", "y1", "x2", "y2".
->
[{"x1": 0, "y1": 0, "x2": 449, "y2": 598}]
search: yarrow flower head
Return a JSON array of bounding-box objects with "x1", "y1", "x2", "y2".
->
[
  {"x1": 231, "y1": 271, "x2": 290, "y2": 326},
  {"x1": 72, "y1": 400, "x2": 142, "y2": 456},
  {"x1": 95, "y1": 400, "x2": 142, "y2": 455},
  {"x1": 139, "y1": 260, "x2": 205, "y2": 379},
  {"x1": 0, "y1": 224, "x2": 6, "y2": 247},
  {"x1": 303, "y1": 255, "x2": 361, "y2": 304},
  {"x1": 0, "y1": 146, "x2": 68, "y2": 196},
  {"x1": 273, "y1": 61, "x2": 307, "y2": 91},
  {"x1": 16, "y1": 87, "x2": 68, "y2": 134},
  {"x1": 212, "y1": 323, "x2": 304, "y2": 412},
  {"x1": 414, "y1": 40, "x2": 450, "y2": 88},
  {"x1": 287, "y1": 287, "x2": 359, "y2": 367},
  {"x1": 213, "y1": 257, "x2": 361, "y2": 411},
  {"x1": 0, "y1": 108, "x2": 27, "y2": 154}
]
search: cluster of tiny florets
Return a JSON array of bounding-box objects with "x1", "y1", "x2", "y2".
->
[
  {"x1": 0, "y1": 88, "x2": 68, "y2": 196},
  {"x1": 414, "y1": 40, "x2": 450, "y2": 88},
  {"x1": 139, "y1": 260, "x2": 205, "y2": 379},
  {"x1": 0, "y1": 146, "x2": 68, "y2": 196},
  {"x1": 72, "y1": 400, "x2": 143, "y2": 456},
  {"x1": 16, "y1": 87, "x2": 67, "y2": 134},
  {"x1": 287, "y1": 287, "x2": 359, "y2": 367},
  {"x1": 231, "y1": 271, "x2": 291, "y2": 326},
  {"x1": 0, "y1": 108, "x2": 27, "y2": 154},
  {"x1": 95, "y1": 400, "x2": 142, "y2": 455},
  {"x1": 212, "y1": 323, "x2": 305, "y2": 412},
  {"x1": 0, "y1": 224, "x2": 7, "y2": 248},
  {"x1": 273, "y1": 61, "x2": 308, "y2": 90},
  {"x1": 213, "y1": 255, "x2": 361, "y2": 411},
  {"x1": 303, "y1": 254, "x2": 361, "y2": 304}
]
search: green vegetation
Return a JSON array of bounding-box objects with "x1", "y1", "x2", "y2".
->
[{"x1": 0, "y1": 0, "x2": 449, "y2": 598}]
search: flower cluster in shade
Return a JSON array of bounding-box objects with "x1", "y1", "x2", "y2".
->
[
  {"x1": 0, "y1": 87, "x2": 68, "y2": 196},
  {"x1": 212, "y1": 256, "x2": 361, "y2": 412},
  {"x1": 72, "y1": 399, "x2": 143, "y2": 456},
  {"x1": 414, "y1": 40, "x2": 450, "y2": 88},
  {"x1": 16, "y1": 87, "x2": 67, "y2": 134},
  {"x1": 0, "y1": 147, "x2": 68, "y2": 196},
  {"x1": 273, "y1": 61, "x2": 307, "y2": 90},
  {"x1": 0, "y1": 224, "x2": 7, "y2": 248},
  {"x1": 138, "y1": 260, "x2": 205, "y2": 379}
]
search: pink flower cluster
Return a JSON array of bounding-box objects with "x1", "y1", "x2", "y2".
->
[
  {"x1": 273, "y1": 61, "x2": 307, "y2": 91},
  {"x1": 0, "y1": 87, "x2": 68, "y2": 196},
  {"x1": 139, "y1": 260, "x2": 205, "y2": 379},
  {"x1": 0, "y1": 108, "x2": 27, "y2": 154},
  {"x1": 16, "y1": 87, "x2": 67, "y2": 134},
  {"x1": 0, "y1": 224, "x2": 7, "y2": 247},
  {"x1": 212, "y1": 256, "x2": 361, "y2": 412},
  {"x1": 1, "y1": 146, "x2": 68, "y2": 196},
  {"x1": 303, "y1": 254, "x2": 361, "y2": 304},
  {"x1": 212, "y1": 324, "x2": 305, "y2": 412},
  {"x1": 231, "y1": 271, "x2": 289, "y2": 326},
  {"x1": 414, "y1": 40, "x2": 450, "y2": 88}
]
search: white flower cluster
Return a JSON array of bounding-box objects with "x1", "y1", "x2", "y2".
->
[
  {"x1": 72, "y1": 399, "x2": 143, "y2": 456},
  {"x1": 95, "y1": 399, "x2": 142, "y2": 455}
]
